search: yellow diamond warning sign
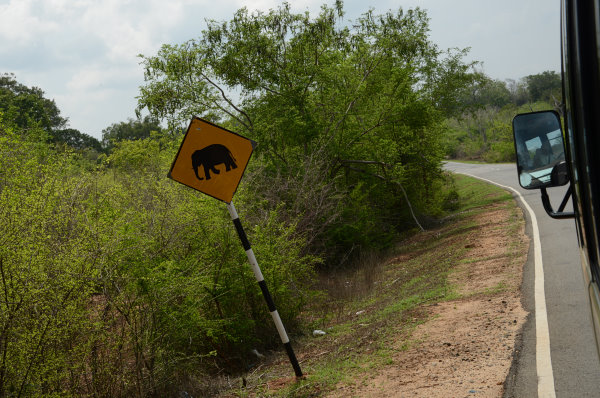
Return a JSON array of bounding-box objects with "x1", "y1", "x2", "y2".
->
[{"x1": 168, "y1": 117, "x2": 256, "y2": 203}]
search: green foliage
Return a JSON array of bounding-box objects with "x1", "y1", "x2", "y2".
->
[
  {"x1": 101, "y1": 115, "x2": 163, "y2": 152},
  {"x1": 0, "y1": 73, "x2": 102, "y2": 153},
  {"x1": 52, "y1": 128, "x2": 103, "y2": 152},
  {"x1": 524, "y1": 70, "x2": 561, "y2": 103},
  {"x1": 0, "y1": 123, "x2": 93, "y2": 396},
  {"x1": 137, "y1": 3, "x2": 477, "y2": 262},
  {"x1": 0, "y1": 73, "x2": 67, "y2": 132},
  {"x1": 328, "y1": 182, "x2": 394, "y2": 252},
  {"x1": 506, "y1": 78, "x2": 529, "y2": 105},
  {"x1": 0, "y1": 119, "x2": 317, "y2": 396},
  {"x1": 443, "y1": 68, "x2": 562, "y2": 162},
  {"x1": 443, "y1": 105, "x2": 516, "y2": 162},
  {"x1": 456, "y1": 74, "x2": 512, "y2": 110}
]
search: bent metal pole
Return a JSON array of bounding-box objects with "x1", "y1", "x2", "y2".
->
[{"x1": 226, "y1": 202, "x2": 303, "y2": 378}]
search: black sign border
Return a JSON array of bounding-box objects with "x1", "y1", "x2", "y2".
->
[{"x1": 167, "y1": 116, "x2": 257, "y2": 203}]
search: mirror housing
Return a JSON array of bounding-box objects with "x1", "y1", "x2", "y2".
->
[
  {"x1": 512, "y1": 110, "x2": 569, "y2": 189},
  {"x1": 551, "y1": 161, "x2": 570, "y2": 186}
]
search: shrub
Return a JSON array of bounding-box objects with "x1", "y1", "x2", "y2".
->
[{"x1": 0, "y1": 127, "x2": 317, "y2": 396}]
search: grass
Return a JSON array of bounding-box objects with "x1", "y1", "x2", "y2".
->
[
  {"x1": 446, "y1": 159, "x2": 514, "y2": 165},
  {"x1": 445, "y1": 159, "x2": 488, "y2": 164},
  {"x1": 451, "y1": 174, "x2": 513, "y2": 211},
  {"x1": 221, "y1": 174, "x2": 523, "y2": 397}
]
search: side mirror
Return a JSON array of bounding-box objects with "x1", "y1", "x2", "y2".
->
[{"x1": 512, "y1": 110, "x2": 569, "y2": 189}]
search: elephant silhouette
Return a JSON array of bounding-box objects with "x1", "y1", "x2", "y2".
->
[{"x1": 191, "y1": 144, "x2": 237, "y2": 181}]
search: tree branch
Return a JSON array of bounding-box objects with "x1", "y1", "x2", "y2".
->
[
  {"x1": 200, "y1": 72, "x2": 254, "y2": 130},
  {"x1": 323, "y1": 55, "x2": 384, "y2": 143},
  {"x1": 341, "y1": 164, "x2": 425, "y2": 232},
  {"x1": 260, "y1": 84, "x2": 282, "y2": 96},
  {"x1": 189, "y1": 85, "x2": 252, "y2": 132},
  {"x1": 340, "y1": 159, "x2": 391, "y2": 166}
]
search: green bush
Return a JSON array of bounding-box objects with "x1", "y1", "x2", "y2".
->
[
  {"x1": 484, "y1": 140, "x2": 515, "y2": 163},
  {"x1": 0, "y1": 125, "x2": 317, "y2": 396},
  {"x1": 444, "y1": 101, "x2": 555, "y2": 163}
]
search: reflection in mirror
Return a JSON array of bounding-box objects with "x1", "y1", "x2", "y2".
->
[{"x1": 512, "y1": 111, "x2": 568, "y2": 189}]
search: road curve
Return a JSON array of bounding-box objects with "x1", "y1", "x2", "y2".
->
[{"x1": 444, "y1": 161, "x2": 600, "y2": 398}]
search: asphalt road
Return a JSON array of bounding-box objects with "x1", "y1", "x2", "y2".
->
[{"x1": 444, "y1": 161, "x2": 600, "y2": 398}]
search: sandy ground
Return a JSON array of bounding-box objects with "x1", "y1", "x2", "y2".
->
[{"x1": 328, "y1": 203, "x2": 529, "y2": 397}]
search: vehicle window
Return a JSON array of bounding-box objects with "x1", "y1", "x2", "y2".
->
[
  {"x1": 547, "y1": 129, "x2": 563, "y2": 150},
  {"x1": 525, "y1": 137, "x2": 542, "y2": 161}
]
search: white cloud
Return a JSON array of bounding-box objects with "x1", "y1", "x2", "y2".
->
[
  {"x1": 0, "y1": 0, "x2": 60, "y2": 44},
  {"x1": 66, "y1": 64, "x2": 135, "y2": 92},
  {"x1": 76, "y1": 0, "x2": 181, "y2": 61},
  {"x1": 232, "y1": 0, "x2": 321, "y2": 13},
  {"x1": 0, "y1": 0, "x2": 561, "y2": 139}
]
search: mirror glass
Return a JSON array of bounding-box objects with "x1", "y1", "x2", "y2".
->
[{"x1": 512, "y1": 111, "x2": 568, "y2": 189}]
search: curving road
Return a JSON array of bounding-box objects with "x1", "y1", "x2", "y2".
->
[{"x1": 444, "y1": 161, "x2": 600, "y2": 398}]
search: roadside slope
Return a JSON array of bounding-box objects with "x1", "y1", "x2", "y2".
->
[
  {"x1": 217, "y1": 174, "x2": 529, "y2": 397},
  {"x1": 331, "y1": 197, "x2": 528, "y2": 397}
]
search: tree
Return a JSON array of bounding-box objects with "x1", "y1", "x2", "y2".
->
[
  {"x1": 101, "y1": 115, "x2": 163, "y2": 151},
  {"x1": 453, "y1": 73, "x2": 512, "y2": 110},
  {"x1": 137, "y1": 3, "x2": 474, "y2": 158},
  {"x1": 51, "y1": 128, "x2": 102, "y2": 152},
  {"x1": 0, "y1": 73, "x2": 67, "y2": 132},
  {"x1": 506, "y1": 78, "x2": 528, "y2": 105},
  {"x1": 471, "y1": 78, "x2": 511, "y2": 108},
  {"x1": 0, "y1": 73, "x2": 102, "y2": 152},
  {"x1": 524, "y1": 70, "x2": 561, "y2": 103},
  {"x1": 137, "y1": 2, "x2": 477, "y2": 257}
]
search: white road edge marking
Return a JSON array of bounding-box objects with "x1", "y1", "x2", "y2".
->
[{"x1": 458, "y1": 172, "x2": 556, "y2": 398}]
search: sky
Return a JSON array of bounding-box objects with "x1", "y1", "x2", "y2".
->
[{"x1": 0, "y1": 0, "x2": 561, "y2": 140}]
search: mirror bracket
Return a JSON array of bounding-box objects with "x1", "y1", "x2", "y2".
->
[{"x1": 540, "y1": 186, "x2": 575, "y2": 219}]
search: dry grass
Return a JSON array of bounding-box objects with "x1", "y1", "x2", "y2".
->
[{"x1": 213, "y1": 174, "x2": 527, "y2": 397}]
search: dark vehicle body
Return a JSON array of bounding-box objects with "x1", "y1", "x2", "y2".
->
[
  {"x1": 512, "y1": 0, "x2": 600, "y2": 349},
  {"x1": 560, "y1": 0, "x2": 600, "y2": 346}
]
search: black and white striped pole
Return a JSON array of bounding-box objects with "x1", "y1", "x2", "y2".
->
[{"x1": 226, "y1": 202, "x2": 303, "y2": 378}]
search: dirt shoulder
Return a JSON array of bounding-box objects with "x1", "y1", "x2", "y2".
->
[
  {"x1": 330, "y1": 203, "x2": 528, "y2": 397},
  {"x1": 218, "y1": 177, "x2": 529, "y2": 397}
]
